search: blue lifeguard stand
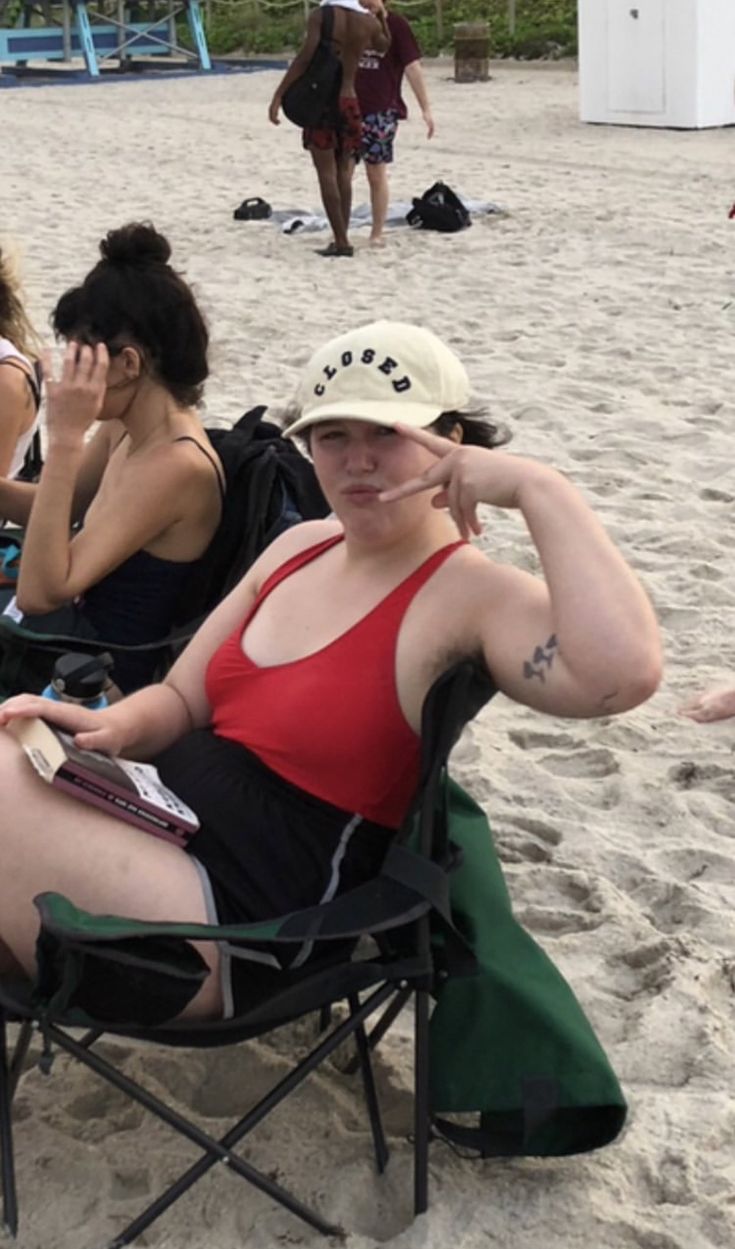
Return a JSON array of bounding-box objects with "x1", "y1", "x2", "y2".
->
[{"x1": 0, "y1": 0, "x2": 211, "y2": 78}]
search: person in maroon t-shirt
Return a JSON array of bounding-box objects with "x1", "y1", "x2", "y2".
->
[
  {"x1": 355, "y1": 7, "x2": 434, "y2": 246},
  {"x1": 269, "y1": 0, "x2": 391, "y2": 257}
]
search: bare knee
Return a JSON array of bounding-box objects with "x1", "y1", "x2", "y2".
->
[
  {"x1": 183, "y1": 940, "x2": 224, "y2": 1019},
  {"x1": 311, "y1": 150, "x2": 338, "y2": 186},
  {"x1": 365, "y1": 162, "x2": 388, "y2": 187}
]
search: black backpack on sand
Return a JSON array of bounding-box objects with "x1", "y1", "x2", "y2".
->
[
  {"x1": 406, "y1": 181, "x2": 471, "y2": 234},
  {"x1": 174, "y1": 407, "x2": 330, "y2": 627},
  {"x1": 282, "y1": 5, "x2": 342, "y2": 129}
]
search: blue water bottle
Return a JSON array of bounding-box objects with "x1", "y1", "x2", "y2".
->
[{"x1": 42, "y1": 651, "x2": 114, "y2": 710}]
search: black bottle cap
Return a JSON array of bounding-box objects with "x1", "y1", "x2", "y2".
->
[{"x1": 51, "y1": 651, "x2": 114, "y2": 701}]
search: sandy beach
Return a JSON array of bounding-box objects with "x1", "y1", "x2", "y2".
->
[{"x1": 1, "y1": 57, "x2": 734, "y2": 1249}]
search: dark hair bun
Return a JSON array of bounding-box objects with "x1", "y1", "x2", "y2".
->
[{"x1": 100, "y1": 222, "x2": 171, "y2": 267}]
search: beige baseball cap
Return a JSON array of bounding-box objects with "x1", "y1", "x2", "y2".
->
[{"x1": 286, "y1": 320, "x2": 471, "y2": 437}]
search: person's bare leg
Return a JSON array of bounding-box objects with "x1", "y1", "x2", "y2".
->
[
  {"x1": 310, "y1": 148, "x2": 350, "y2": 251},
  {"x1": 336, "y1": 154, "x2": 357, "y2": 244},
  {"x1": 365, "y1": 160, "x2": 390, "y2": 245},
  {"x1": 0, "y1": 733, "x2": 222, "y2": 1019}
]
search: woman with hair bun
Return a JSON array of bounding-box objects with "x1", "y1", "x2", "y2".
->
[
  {"x1": 0, "y1": 223, "x2": 224, "y2": 693},
  {"x1": 0, "y1": 246, "x2": 41, "y2": 479}
]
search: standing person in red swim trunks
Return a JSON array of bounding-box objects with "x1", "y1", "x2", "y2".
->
[
  {"x1": 0, "y1": 321, "x2": 661, "y2": 1020},
  {"x1": 355, "y1": 3, "x2": 434, "y2": 246},
  {"x1": 269, "y1": 0, "x2": 390, "y2": 257}
]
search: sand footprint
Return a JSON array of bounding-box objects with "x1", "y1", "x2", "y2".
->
[
  {"x1": 108, "y1": 1165, "x2": 152, "y2": 1202},
  {"x1": 669, "y1": 761, "x2": 735, "y2": 805},
  {"x1": 497, "y1": 812, "x2": 564, "y2": 846},
  {"x1": 494, "y1": 811, "x2": 564, "y2": 864},
  {"x1": 639, "y1": 1150, "x2": 696, "y2": 1207},
  {"x1": 511, "y1": 866, "x2": 606, "y2": 935},
  {"x1": 537, "y1": 746, "x2": 620, "y2": 780},
  {"x1": 656, "y1": 847, "x2": 735, "y2": 888},
  {"x1": 508, "y1": 728, "x2": 577, "y2": 752},
  {"x1": 610, "y1": 1219, "x2": 687, "y2": 1249},
  {"x1": 616, "y1": 937, "x2": 677, "y2": 998},
  {"x1": 635, "y1": 877, "x2": 723, "y2": 939},
  {"x1": 689, "y1": 563, "x2": 724, "y2": 582},
  {"x1": 64, "y1": 1081, "x2": 145, "y2": 1139},
  {"x1": 656, "y1": 606, "x2": 703, "y2": 629},
  {"x1": 145, "y1": 1042, "x2": 286, "y2": 1118},
  {"x1": 568, "y1": 447, "x2": 603, "y2": 463},
  {"x1": 682, "y1": 793, "x2": 735, "y2": 840}
]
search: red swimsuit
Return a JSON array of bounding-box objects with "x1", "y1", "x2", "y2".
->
[{"x1": 205, "y1": 534, "x2": 464, "y2": 828}]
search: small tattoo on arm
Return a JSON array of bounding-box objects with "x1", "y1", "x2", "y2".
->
[{"x1": 522, "y1": 634, "x2": 558, "y2": 684}]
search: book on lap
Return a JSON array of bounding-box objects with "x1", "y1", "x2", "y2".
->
[{"x1": 9, "y1": 717, "x2": 199, "y2": 848}]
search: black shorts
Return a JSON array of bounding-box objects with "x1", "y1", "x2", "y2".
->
[{"x1": 154, "y1": 730, "x2": 394, "y2": 1015}]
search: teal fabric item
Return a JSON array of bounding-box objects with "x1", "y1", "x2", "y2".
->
[{"x1": 427, "y1": 780, "x2": 627, "y2": 1157}]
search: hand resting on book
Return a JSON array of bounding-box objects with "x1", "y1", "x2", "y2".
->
[{"x1": 0, "y1": 692, "x2": 126, "y2": 756}]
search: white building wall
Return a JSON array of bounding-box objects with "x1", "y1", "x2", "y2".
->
[
  {"x1": 695, "y1": 0, "x2": 735, "y2": 126},
  {"x1": 579, "y1": 0, "x2": 735, "y2": 129}
]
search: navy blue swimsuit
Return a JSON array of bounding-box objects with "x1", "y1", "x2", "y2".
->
[{"x1": 21, "y1": 436, "x2": 225, "y2": 693}]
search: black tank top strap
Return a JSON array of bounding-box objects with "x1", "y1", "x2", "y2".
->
[{"x1": 173, "y1": 435, "x2": 226, "y2": 504}]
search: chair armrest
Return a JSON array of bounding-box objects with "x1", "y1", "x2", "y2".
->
[{"x1": 33, "y1": 867, "x2": 431, "y2": 951}]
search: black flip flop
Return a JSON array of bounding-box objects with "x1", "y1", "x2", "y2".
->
[
  {"x1": 315, "y1": 243, "x2": 354, "y2": 257},
  {"x1": 233, "y1": 197, "x2": 272, "y2": 221}
]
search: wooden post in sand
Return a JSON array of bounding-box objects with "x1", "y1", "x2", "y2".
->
[
  {"x1": 434, "y1": 0, "x2": 443, "y2": 48},
  {"x1": 507, "y1": 0, "x2": 516, "y2": 37},
  {"x1": 454, "y1": 20, "x2": 489, "y2": 83}
]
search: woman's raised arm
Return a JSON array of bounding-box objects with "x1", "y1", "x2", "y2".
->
[
  {"x1": 381, "y1": 426, "x2": 662, "y2": 719},
  {"x1": 15, "y1": 344, "x2": 197, "y2": 615}
]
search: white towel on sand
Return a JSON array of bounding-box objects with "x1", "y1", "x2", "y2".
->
[{"x1": 272, "y1": 198, "x2": 506, "y2": 235}]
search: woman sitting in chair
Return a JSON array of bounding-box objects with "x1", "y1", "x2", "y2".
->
[
  {"x1": 0, "y1": 246, "x2": 41, "y2": 480},
  {"x1": 0, "y1": 223, "x2": 224, "y2": 693},
  {"x1": 0, "y1": 320, "x2": 662, "y2": 1020}
]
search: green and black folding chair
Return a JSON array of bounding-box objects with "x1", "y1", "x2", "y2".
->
[{"x1": 0, "y1": 660, "x2": 496, "y2": 1246}]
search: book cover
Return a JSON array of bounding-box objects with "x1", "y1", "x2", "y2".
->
[{"x1": 8, "y1": 717, "x2": 200, "y2": 848}]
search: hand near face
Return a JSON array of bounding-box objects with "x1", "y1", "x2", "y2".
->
[
  {"x1": 43, "y1": 341, "x2": 109, "y2": 448},
  {"x1": 378, "y1": 424, "x2": 545, "y2": 540}
]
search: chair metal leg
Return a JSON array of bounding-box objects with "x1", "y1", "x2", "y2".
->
[
  {"x1": 343, "y1": 986, "x2": 412, "y2": 1075},
  {"x1": 8, "y1": 1021, "x2": 33, "y2": 1100},
  {"x1": 46, "y1": 1023, "x2": 342, "y2": 1244},
  {"x1": 413, "y1": 987, "x2": 430, "y2": 1216},
  {"x1": 77, "y1": 1028, "x2": 104, "y2": 1051},
  {"x1": 53, "y1": 982, "x2": 396, "y2": 1246},
  {"x1": 0, "y1": 1015, "x2": 18, "y2": 1238},
  {"x1": 349, "y1": 994, "x2": 389, "y2": 1174}
]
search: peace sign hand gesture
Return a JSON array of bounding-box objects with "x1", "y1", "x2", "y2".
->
[
  {"x1": 43, "y1": 340, "x2": 109, "y2": 449},
  {"x1": 378, "y1": 424, "x2": 546, "y2": 540}
]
